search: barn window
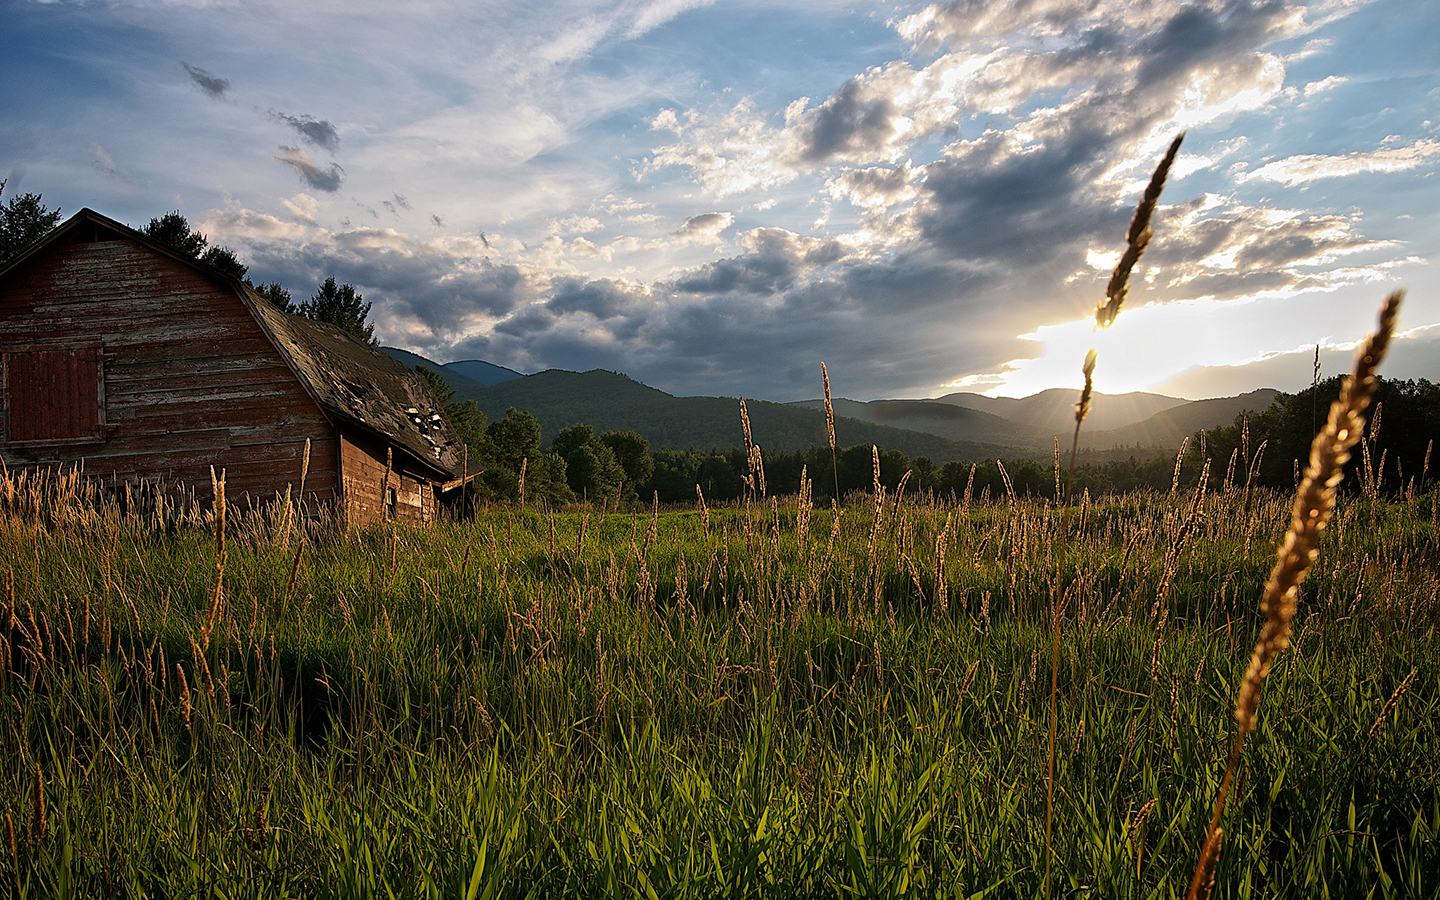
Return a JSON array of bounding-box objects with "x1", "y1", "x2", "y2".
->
[{"x1": 2, "y1": 348, "x2": 106, "y2": 445}]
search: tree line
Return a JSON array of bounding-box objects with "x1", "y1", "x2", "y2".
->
[{"x1": 433, "y1": 373, "x2": 1437, "y2": 509}]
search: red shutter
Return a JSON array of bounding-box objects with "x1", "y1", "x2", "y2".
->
[{"x1": 4, "y1": 349, "x2": 103, "y2": 443}]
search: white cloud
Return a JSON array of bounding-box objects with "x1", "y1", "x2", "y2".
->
[{"x1": 1238, "y1": 138, "x2": 1440, "y2": 186}]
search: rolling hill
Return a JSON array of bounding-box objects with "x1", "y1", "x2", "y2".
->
[
  {"x1": 383, "y1": 349, "x2": 1283, "y2": 464},
  {"x1": 453, "y1": 369, "x2": 1030, "y2": 463}
]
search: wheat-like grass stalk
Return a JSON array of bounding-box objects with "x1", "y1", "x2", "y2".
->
[
  {"x1": 1368, "y1": 666, "x2": 1418, "y2": 739},
  {"x1": 1095, "y1": 133, "x2": 1185, "y2": 329},
  {"x1": 29, "y1": 764, "x2": 45, "y2": 844},
  {"x1": 822, "y1": 363, "x2": 842, "y2": 504},
  {"x1": 201, "y1": 467, "x2": 227, "y2": 651},
  {"x1": 1187, "y1": 290, "x2": 1401, "y2": 900}
]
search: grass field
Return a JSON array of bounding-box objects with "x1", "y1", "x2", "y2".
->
[{"x1": 1, "y1": 463, "x2": 1436, "y2": 898}]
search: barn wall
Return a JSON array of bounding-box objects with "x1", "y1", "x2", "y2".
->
[
  {"x1": 0, "y1": 237, "x2": 339, "y2": 505},
  {"x1": 338, "y1": 428, "x2": 436, "y2": 528}
]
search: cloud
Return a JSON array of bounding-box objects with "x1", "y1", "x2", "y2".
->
[
  {"x1": 672, "y1": 212, "x2": 734, "y2": 243},
  {"x1": 627, "y1": 0, "x2": 716, "y2": 37},
  {"x1": 1151, "y1": 323, "x2": 1440, "y2": 398},
  {"x1": 673, "y1": 228, "x2": 847, "y2": 295},
  {"x1": 180, "y1": 61, "x2": 229, "y2": 98},
  {"x1": 89, "y1": 142, "x2": 130, "y2": 182},
  {"x1": 826, "y1": 163, "x2": 920, "y2": 213},
  {"x1": 794, "y1": 78, "x2": 902, "y2": 165},
  {"x1": 271, "y1": 111, "x2": 340, "y2": 152},
  {"x1": 381, "y1": 194, "x2": 411, "y2": 217},
  {"x1": 275, "y1": 146, "x2": 345, "y2": 192},
  {"x1": 1238, "y1": 138, "x2": 1440, "y2": 186}
]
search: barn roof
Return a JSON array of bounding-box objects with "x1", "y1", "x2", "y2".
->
[
  {"x1": 2, "y1": 208, "x2": 473, "y2": 481},
  {"x1": 243, "y1": 289, "x2": 472, "y2": 479}
]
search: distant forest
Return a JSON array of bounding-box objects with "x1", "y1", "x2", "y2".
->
[{"x1": 435, "y1": 374, "x2": 1437, "y2": 506}]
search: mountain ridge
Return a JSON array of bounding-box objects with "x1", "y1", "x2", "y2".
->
[{"x1": 382, "y1": 348, "x2": 1280, "y2": 463}]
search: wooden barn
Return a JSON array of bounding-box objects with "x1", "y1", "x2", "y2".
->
[{"x1": 0, "y1": 208, "x2": 475, "y2": 526}]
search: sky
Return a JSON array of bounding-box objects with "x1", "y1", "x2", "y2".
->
[{"x1": 4, "y1": 0, "x2": 1438, "y2": 403}]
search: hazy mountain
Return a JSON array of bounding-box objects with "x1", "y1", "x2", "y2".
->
[
  {"x1": 789, "y1": 388, "x2": 1279, "y2": 455},
  {"x1": 1080, "y1": 389, "x2": 1280, "y2": 450},
  {"x1": 935, "y1": 389, "x2": 1186, "y2": 433},
  {"x1": 790, "y1": 397, "x2": 1042, "y2": 447},
  {"x1": 382, "y1": 348, "x2": 521, "y2": 393},
  {"x1": 456, "y1": 369, "x2": 1029, "y2": 462},
  {"x1": 444, "y1": 359, "x2": 522, "y2": 386},
  {"x1": 381, "y1": 346, "x2": 490, "y2": 395}
]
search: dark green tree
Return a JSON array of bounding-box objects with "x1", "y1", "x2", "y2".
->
[
  {"x1": 553, "y1": 424, "x2": 625, "y2": 501},
  {"x1": 480, "y1": 407, "x2": 573, "y2": 503},
  {"x1": 600, "y1": 430, "x2": 654, "y2": 490},
  {"x1": 142, "y1": 210, "x2": 248, "y2": 281},
  {"x1": 143, "y1": 211, "x2": 210, "y2": 258},
  {"x1": 301, "y1": 276, "x2": 375, "y2": 346},
  {"x1": 201, "y1": 245, "x2": 248, "y2": 281},
  {"x1": 1200, "y1": 375, "x2": 1440, "y2": 496},
  {"x1": 486, "y1": 407, "x2": 541, "y2": 474},
  {"x1": 0, "y1": 181, "x2": 62, "y2": 264}
]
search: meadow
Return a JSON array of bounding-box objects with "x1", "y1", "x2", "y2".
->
[{"x1": 1, "y1": 456, "x2": 1436, "y2": 898}]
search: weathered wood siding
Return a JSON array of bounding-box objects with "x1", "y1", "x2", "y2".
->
[
  {"x1": 339, "y1": 428, "x2": 434, "y2": 527},
  {"x1": 0, "y1": 238, "x2": 339, "y2": 505}
]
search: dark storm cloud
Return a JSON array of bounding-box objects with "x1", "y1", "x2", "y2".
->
[
  {"x1": 180, "y1": 62, "x2": 229, "y2": 98},
  {"x1": 546, "y1": 278, "x2": 634, "y2": 319},
  {"x1": 796, "y1": 78, "x2": 900, "y2": 165},
  {"x1": 322, "y1": 239, "x2": 532, "y2": 331},
  {"x1": 450, "y1": 245, "x2": 1018, "y2": 401},
  {"x1": 916, "y1": 125, "x2": 1119, "y2": 263},
  {"x1": 1133, "y1": 0, "x2": 1293, "y2": 89},
  {"x1": 271, "y1": 112, "x2": 340, "y2": 152},
  {"x1": 276, "y1": 146, "x2": 345, "y2": 192},
  {"x1": 674, "y1": 228, "x2": 845, "y2": 295},
  {"x1": 495, "y1": 308, "x2": 555, "y2": 337}
]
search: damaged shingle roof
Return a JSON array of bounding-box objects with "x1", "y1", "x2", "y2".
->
[{"x1": 244, "y1": 287, "x2": 472, "y2": 480}]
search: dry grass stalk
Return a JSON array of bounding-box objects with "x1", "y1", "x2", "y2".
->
[
  {"x1": 1065, "y1": 349, "x2": 1097, "y2": 506},
  {"x1": 1065, "y1": 133, "x2": 1184, "y2": 511},
  {"x1": 517, "y1": 457, "x2": 527, "y2": 507},
  {"x1": 202, "y1": 467, "x2": 227, "y2": 651},
  {"x1": 5, "y1": 812, "x2": 16, "y2": 889},
  {"x1": 821, "y1": 362, "x2": 836, "y2": 451},
  {"x1": 1187, "y1": 290, "x2": 1402, "y2": 900},
  {"x1": 1095, "y1": 133, "x2": 1185, "y2": 329},
  {"x1": 1129, "y1": 798, "x2": 1159, "y2": 878},
  {"x1": 29, "y1": 764, "x2": 45, "y2": 844},
  {"x1": 821, "y1": 363, "x2": 841, "y2": 503},
  {"x1": 1368, "y1": 666, "x2": 1418, "y2": 738},
  {"x1": 382, "y1": 447, "x2": 393, "y2": 522},
  {"x1": 1170, "y1": 437, "x2": 1190, "y2": 497},
  {"x1": 1242, "y1": 440, "x2": 1268, "y2": 518},
  {"x1": 1053, "y1": 437, "x2": 1062, "y2": 505}
]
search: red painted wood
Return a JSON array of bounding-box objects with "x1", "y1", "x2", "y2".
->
[{"x1": 5, "y1": 348, "x2": 101, "y2": 442}]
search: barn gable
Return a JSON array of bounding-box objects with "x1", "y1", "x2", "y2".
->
[{"x1": 0, "y1": 209, "x2": 472, "y2": 526}]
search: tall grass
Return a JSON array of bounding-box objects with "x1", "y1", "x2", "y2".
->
[{"x1": 1, "y1": 450, "x2": 1436, "y2": 896}]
